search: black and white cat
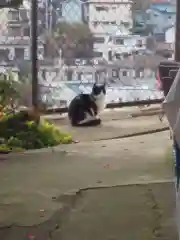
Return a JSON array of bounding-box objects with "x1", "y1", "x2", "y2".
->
[{"x1": 68, "y1": 83, "x2": 106, "y2": 126}]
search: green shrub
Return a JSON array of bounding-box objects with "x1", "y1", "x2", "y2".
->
[
  {"x1": 0, "y1": 111, "x2": 72, "y2": 152},
  {"x1": 0, "y1": 144, "x2": 11, "y2": 153}
]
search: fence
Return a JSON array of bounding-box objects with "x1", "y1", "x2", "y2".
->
[{"x1": 0, "y1": 0, "x2": 169, "y2": 113}]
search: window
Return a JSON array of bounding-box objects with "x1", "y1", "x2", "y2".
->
[
  {"x1": 108, "y1": 51, "x2": 112, "y2": 61},
  {"x1": 23, "y1": 27, "x2": 30, "y2": 37},
  {"x1": 136, "y1": 70, "x2": 140, "y2": 78},
  {"x1": 123, "y1": 53, "x2": 129, "y2": 58},
  {"x1": 19, "y1": 9, "x2": 28, "y2": 21},
  {"x1": 24, "y1": 48, "x2": 29, "y2": 60},
  {"x1": 95, "y1": 6, "x2": 108, "y2": 11},
  {"x1": 103, "y1": 21, "x2": 116, "y2": 25},
  {"x1": 112, "y1": 69, "x2": 119, "y2": 78},
  {"x1": 9, "y1": 27, "x2": 21, "y2": 37},
  {"x1": 93, "y1": 51, "x2": 103, "y2": 57},
  {"x1": 15, "y1": 48, "x2": 25, "y2": 59},
  {"x1": 140, "y1": 71, "x2": 144, "y2": 78},
  {"x1": 0, "y1": 49, "x2": 9, "y2": 61},
  {"x1": 136, "y1": 40, "x2": 143, "y2": 47},
  {"x1": 121, "y1": 21, "x2": 130, "y2": 28},
  {"x1": 9, "y1": 10, "x2": 20, "y2": 21},
  {"x1": 122, "y1": 71, "x2": 127, "y2": 77},
  {"x1": 136, "y1": 70, "x2": 144, "y2": 78},
  {"x1": 115, "y1": 53, "x2": 121, "y2": 59},
  {"x1": 94, "y1": 37, "x2": 105, "y2": 43},
  {"x1": 115, "y1": 38, "x2": 124, "y2": 45}
]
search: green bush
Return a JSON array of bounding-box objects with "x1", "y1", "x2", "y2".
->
[{"x1": 0, "y1": 111, "x2": 72, "y2": 152}]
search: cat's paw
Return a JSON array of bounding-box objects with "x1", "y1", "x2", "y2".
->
[{"x1": 95, "y1": 115, "x2": 100, "y2": 120}]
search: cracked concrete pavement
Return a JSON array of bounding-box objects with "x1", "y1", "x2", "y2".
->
[{"x1": 0, "y1": 108, "x2": 178, "y2": 239}]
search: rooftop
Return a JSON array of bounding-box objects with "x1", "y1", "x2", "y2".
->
[
  {"x1": 150, "y1": 3, "x2": 176, "y2": 13},
  {"x1": 113, "y1": 55, "x2": 165, "y2": 70}
]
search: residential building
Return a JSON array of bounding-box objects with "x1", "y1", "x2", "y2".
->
[
  {"x1": 7, "y1": 4, "x2": 30, "y2": 38},
  {"x1": 133, "y1": 1, "x2": 176, "y2": 36},
  {"x1": 83, "y1": 0, "x2": 147, "y2": 61},
  {"x1": 0, "y1": 0, "x2": 60, "y2": 64},
  {"x1": 146, "y1": 2, "x2": 176, "y2": 34},
  {"x1": 86, "y1": 0, "x2": 133, "y2": 35},
  {"x1": 93, "y1": 32, "x2": 147, "y2": 61},
  {"x1": 108, "y1": 54, "x2": 165, "y2": 85}
]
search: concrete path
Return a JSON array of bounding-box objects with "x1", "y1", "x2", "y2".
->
[
  {"x1": 47, "y1": 106, "x2": 168, "y2": 142},
  {"x1": 0, "y1": 107, "x2": 177, "y2": 239},
  {"x1": 0, "y1": 129, "x2": 177, "y2": 239},
  {"x1": 53, "y1": 183, "x2": 177, "y2": 240}
]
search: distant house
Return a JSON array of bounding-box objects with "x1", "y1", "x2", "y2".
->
[
  {"x1": 133, "y1": 2, "x2": 176, "y2": 35},
  {"x1": 93, "y1": 33, "x2": 147, "y2": 62},
  {"x1": 146, "y1": 2, "x2": 176, "y2": 34},
  {"x1": 108, "y1": 55, "x2": 165, "y2": 85},
  {"x1": 86, "y1": 0, "x2": 133, "y2": 35}
]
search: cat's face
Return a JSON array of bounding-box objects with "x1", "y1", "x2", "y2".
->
[{"x1": 92, "y1": 83, "x2": 106, "y2": 99}]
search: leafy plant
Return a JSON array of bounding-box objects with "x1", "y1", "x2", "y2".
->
[
  {"x1": 0, "y1": 71, "x2": 72, "y2": 153},
  {"x1": 0, "y1": 111, "x2": 72, "y2": 152},
  {"x1": 0, "y1": 72, "x2": 20, "y2": 112},
  {"x1": 0, "y1": 71, "x2": 32, "y2": 114}
]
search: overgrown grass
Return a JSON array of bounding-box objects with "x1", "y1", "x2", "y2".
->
[{"x1": 0, "y1": 111, "x2": 72, "y2": 153}]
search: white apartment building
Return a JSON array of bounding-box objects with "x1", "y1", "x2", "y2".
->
[
  {"x1": 86, "y1": 0, "x2": 146, "y2": 61},
  {"x1": 93, "y1": 33, "x2": 147, "y2": 61},
  {"x1": 0, "y1": 0, "x2": 52, "y2": 63},
  {"x1": 87, "y1": 0, "x2": 133, "y2": 35}
]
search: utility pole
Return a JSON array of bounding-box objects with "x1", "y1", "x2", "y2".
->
[
  {"x1": 175, "y1": 0, "x2": 180, "y2": 61},
  {"x1": 31, "y1": 0, "x2": 39, "y2": 114}
]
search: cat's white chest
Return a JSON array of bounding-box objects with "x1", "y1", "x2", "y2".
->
[{"x1": 95, "y1": 96, "x2": 105, "y2": 113}]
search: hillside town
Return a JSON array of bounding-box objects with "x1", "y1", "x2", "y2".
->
[{"x1": 0, "y1": 0, "x2": 175, "y2": 106}]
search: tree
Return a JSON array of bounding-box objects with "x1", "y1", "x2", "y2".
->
[
  {"x1": 45, "y1": 22, "x2": 94, "y2": 60},
  {"x1": 0, "y1": 72, "x2": 32, "y2": 113}
]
